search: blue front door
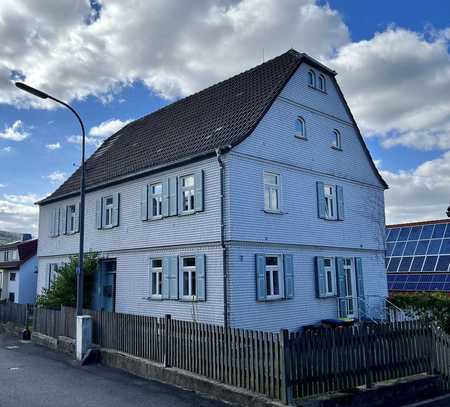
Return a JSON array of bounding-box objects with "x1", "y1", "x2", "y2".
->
[{"x1": 91, "y1": 259, "x2": 116, "y2": 312}]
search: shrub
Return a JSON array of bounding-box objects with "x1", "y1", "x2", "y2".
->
[
  {"x1": 390, "y1": 292, "x2": 450, "y2": 333},
  {"x1": 37, "y1": 253, "x2": 98, "y2": 309}
]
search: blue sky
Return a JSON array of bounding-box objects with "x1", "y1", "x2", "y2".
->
[{"x1": 0, "y1": 0, "x2": 449, "y2": 234}]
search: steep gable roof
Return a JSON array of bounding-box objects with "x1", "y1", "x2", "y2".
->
[{"x1": 40, "y1": 49, "x2": 386, "y2": 204}]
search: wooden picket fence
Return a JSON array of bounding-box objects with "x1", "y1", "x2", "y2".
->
[
  {"x1": 0, "y1": 301, "x2": 29, "y2": 326},
  {"x1": 3, "y1": 302, "x2": 450, "y2": 404}
]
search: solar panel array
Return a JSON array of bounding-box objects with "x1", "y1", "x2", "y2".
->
[{"x1": 385, "y1": 221, "x2": 450, "y2": 292}]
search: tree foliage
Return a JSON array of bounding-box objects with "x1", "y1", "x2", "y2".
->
[
  {"x1": 390, "y1": 292, "x2": 450, "y2": 333},
  {"x1": 37, "y1": 253, "x2": 98, "y2": 309}
]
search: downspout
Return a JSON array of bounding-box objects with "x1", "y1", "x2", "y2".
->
[{"x1": 216, "y1": 147, "x2": 228, "y2": 329}]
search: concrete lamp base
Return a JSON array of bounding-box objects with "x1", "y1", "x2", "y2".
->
[{"x1": 76, "y1": 315, "x2": 92, "y2": 361}]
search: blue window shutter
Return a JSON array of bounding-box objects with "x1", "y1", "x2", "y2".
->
[
  {"x1": 61, "y1": 206, "x2": 67, "y2": 235},
  {"x1": 255, "y1": 254, "x2": 266, "y2": 301},
  {"x1": 148, "y1": 257, "x2": 153, "y2": 298},
  {"x1": 196, "y1": 254, "x2": 206, "y2": 301},
  {"x1": 336, "y1": 257, "x2": 347, "y2": 317},
  {"x1": 162, "y1": 257, "x2": 170, "y2": 299},
  {"x1": 169, "y1": 177, "x2": 178, "y2": 216},
  {"x1": 355, "y1": 257, "x2": 364, "y2": 298},
  {"x1": 316, "y1": 181, "x2": 326, "y2": 219},
  {"x1": 141, "y1": 185, "x2": 148, "y2": 221},
  {"x1": 56, "y1": 208, "x2": 61, "y2": 236},
  {"x1": 162, "y1": 179, "x2": 169, "y2": 217},
  {"x1": 112, "y1": 192, "x2": 120, "y2": 227},
  {"x1": 315, "y1": 257, "x2": 326, "y2": 298},
  {"x1": 177, "y1": 176, "x2": 184, "y2": 214},
  {"x1": 168, "y1": 256, "x2": 179, "y2": 300},
  {"x1": 194, "y1": 170, "x2": 204, "y2": 212},
  {"x1": 49, "y1": 209, "x2": 54, "y2": 237},
  {"x1": 336, "y1": 185, "x2": 344, "y2": 220},
  {"x1": 283, "y1": 254, "x2": 294, "y2": 299},
  {"x1": 96, "y1": 198, "x2": 102, "y2": 229},
  {"x1": 74, "y1": 203, "x2": 80, "y2": 233}
]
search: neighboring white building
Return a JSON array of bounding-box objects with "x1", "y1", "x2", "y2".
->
[
  {"x1": 0, "y1": 236, "x2": 38, "y2": 304},
  {"x1": 37, "y1": 50, "x2": 388, "y2": 332}
]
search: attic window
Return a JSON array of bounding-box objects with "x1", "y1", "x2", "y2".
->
[
  {"x1": 318, "y1": 74, "x2": 326, "y2": 92},
  {"x1": 332, "y1": 129, "x2": 342, "y2": 150},
  {"x1": 295, "y1": 117, "x2": 306, "y2": 139},
  {"x1": 308, "y1": 70, "x2": 316, "y2": 88}
]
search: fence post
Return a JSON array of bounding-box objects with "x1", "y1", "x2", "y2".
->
[
  {"x1": 279, "y1": 328, "x2": 292, "y2": 404},
  {"x1": 430, "y1": 322, "x2": 438, "y2": 374},
  {"x1": 164, "y1": 314, "x2": 171, "y2": 368},
  {"x1": 363, "y1": 323, "x2": 373, "y2": 389}
]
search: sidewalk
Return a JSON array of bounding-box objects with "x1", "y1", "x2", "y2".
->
[{"x1": 0, "y1": 334, "x2": 227, "y2": 407}]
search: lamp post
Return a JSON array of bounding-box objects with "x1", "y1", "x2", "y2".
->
[{"x1": 15, "y1": 82, "x2": 86, "y2": 317}]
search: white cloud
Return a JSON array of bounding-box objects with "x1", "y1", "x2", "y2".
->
[
  {"x1": 46, "y1": 142, "x2": 61, "y2": 150},
  {"x1": 0, "y1": 184, "x2": 6, "y2": 188},
  {"x1": 67, "y1": 134, "x2": 102, "y2": 147},
  {"x1": 0, "y1": 146, "x2": 12, "y2": 153},
  {"x1": 0, "y1": 0, "x2": 349, "y2": 108},
  {"x1": 329, "y1": 27, "x2": 450, "y2": 151},
  {"x1": 89, "y1": 118, "x2": 130, "y2": 138},
  {"x1": 45, "y1": 170, "x2": 67, "y2": 183},
  {"x1": 0, "y1": 120, "x2": 29, "y2": 141},
  {"x1": 382, "y1": 151, "x2": 450, "y2": 224},
  {"x1": 0, "y1": 194, "x2": 40, "y2": 234}
]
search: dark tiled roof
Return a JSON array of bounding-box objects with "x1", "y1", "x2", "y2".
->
[{"x1": 40, "y1": 49, "x2": 386, "y2": 204}]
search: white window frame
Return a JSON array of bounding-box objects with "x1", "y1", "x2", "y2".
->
[
  {"x1": 104, "y1": 196, "x2": 114, "y2": 227},
  {"x1": 295, "y1": 116, "x2": 306, "y2": 139},
  {"x1": 181, "y1": 175, "x2": 195, "y2": 214},
  {"x1": 308, "y1": 70, "x2": 316, "y2": 88},
  {"x1": 264, "y1": 172, "x2": 281, "y2": 213},
  {"x1": 9, "y1": 272, "x2": 16, "y2": 282},
  {"x1": 324, "y1": 184, "x2": 337, "y2": 220},
  {"x1": 332, "y1": 129, "x2": 342, "y2": 150},
  {"x1": 318, "y1": 74, "x2": 326, "y2": 92},
  {"x1": 48, "y1": 263, "x2": 58, "y2": 288},
  {"x1": 182, "y1": 256, "x2": 197, "y2": 300},
  {"x1": 150, "y1": 182, "x2": 163, "y2": 218},
  {"x1": 150, "y1": 258, "x2": 163, "y2": 298},
  {"x1": 265, "y1": 255, "x2": 283, "y2": 300},
  {"x1": 323, "y1": 257, "x2": 336, "y2": 296},
  {"x1": 68, "y1": 204, "x2": 77, "y2": 234}
]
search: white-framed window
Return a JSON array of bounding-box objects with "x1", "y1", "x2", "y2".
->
[
  {"x1": 265, "y1": 255, "x2": 283, "y2": 299},
  {"x1": 9, "y1": 272, "x2": 16, "y2": 282},
  {"x1": 324, "y1": 184, "x2": 337, "y2": 220},
  {"x1": 182, "y1": 256, "x2": 197, "y2": 299},
  {"x1": 295, "y1": 116, "x2": 306, "y2": 139},
  {"x1": 264, "y1": 172, "x2": 281, "y2": 212},
  {"x1": 104, "y1": 196, "x2": 114, "y2": 227},
  {"x1": 308, "y1": 70, "x2": 316, "y2": 87},
  {"x1": 323, "y1": 257, "x2": 336, "y2": 296},
  {"x1": 318, "y1": 74, "x2": 326, "y2": 92},
  {"x1": 151, "y1": 182, "x2": 163, "y2": 218},
  {"x1": 332, "y1": 129, "x2": 342, "y2": 150},
  {"x1": 181, "y1": 175, "x2": 195, "y2": 213},
  {"x1": 68, "y1": 204, "x2": 77, "y2": 233},
  {"x1": 150, "y1": 258, "x2": 163, "y2": 298},
  {"x1": 48, "y1": 263, "x2": 58, "y2": 288}
]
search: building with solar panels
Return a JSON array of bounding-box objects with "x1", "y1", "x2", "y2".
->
[{"x1": 386, "y1": 219, "x2": 450, "y2": 293}]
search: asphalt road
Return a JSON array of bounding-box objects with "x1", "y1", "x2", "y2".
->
[{"x1": 0, "y1": 334, "x2": 228, "y2": 407}]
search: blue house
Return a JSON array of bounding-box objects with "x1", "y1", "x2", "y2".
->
[{"x1": 36, "y1": 50, "x2": 388, "y2": 332}]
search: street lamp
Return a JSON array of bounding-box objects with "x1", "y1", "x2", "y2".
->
[{"x1": 15, "y1": 82, "x2": 86, "y2": 317}]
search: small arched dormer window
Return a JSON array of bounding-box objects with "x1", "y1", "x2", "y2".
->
[
  {"x1": 308, "y1": 70, "x2": 316, "y2": 88},
  {"x1": 332, "y1": 129, "x2": 342, "y2": 150},
  {"x1": 295, "y1": 116, "x2": 306, "y2": 139},
  {"x1": 318, "y1": 74, "x2": 326, "y2": 92}
]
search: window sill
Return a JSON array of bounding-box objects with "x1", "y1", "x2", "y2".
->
[
  {"x1": 146, "y1": 216, "x2": 163, "y2": 221},
  {"x1": 295, "y1": 135, "x2": 308, "y2": 141},
  {"x1": 143, "y1": 296, "x2": 163, "y2": 301},
  {"x1": 331, "y1": 145, "x2": 343, "y2": 151},
  {"x1": 308, "y1": 84, "x2": 328, "y2": 94},
  {"x1": 181, "y1": 296, "x2": 200, "y2": 302},
  {"x1": 178, "y1": 210, "x2": 196, "y2": 217},
  {"x1": 263, "y1": 209, "x2": 286, "y2": 215}
]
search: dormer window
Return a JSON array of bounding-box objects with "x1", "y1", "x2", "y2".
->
[
  {"x1": 332, "y1": 129, "x2": 342, "y2": 150},
  {"x1": 308, "y1": 70, "x2": 316, "y2": 88},
  {"x1": 318, "y1": 74, "x2": 326, "y2": 92},
  {"x1": 295, "y1": 116, "x2": 306, "y2": 139}
]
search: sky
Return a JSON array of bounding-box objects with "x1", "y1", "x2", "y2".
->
[{"x1": 0, "y1": 0, "x2": 449, "y2": 235}]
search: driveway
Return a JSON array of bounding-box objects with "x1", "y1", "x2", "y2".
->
[{"x1": 0, "y1": 334, "x2": 228, "y2": 407}]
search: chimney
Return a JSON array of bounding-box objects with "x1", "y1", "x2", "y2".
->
[{"x1": 22, "y1": 233, "x2": 32, "y2": 241}]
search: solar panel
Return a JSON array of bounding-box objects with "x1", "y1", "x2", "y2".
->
[{"x1": 386, "y1": 221, "x2": 450, "y2": 292}]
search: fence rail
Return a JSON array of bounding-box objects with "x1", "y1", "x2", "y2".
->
[{"x1": 1, "y1": 302, "x2": 449, "y2": 404}]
